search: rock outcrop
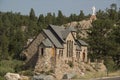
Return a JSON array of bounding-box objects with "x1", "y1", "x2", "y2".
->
[
  {"x1": 64, "y1": 20, "x2": 92, "y2": 39},
  {"x1": 4, "y1": 73, "x2": 21, "y2": 80},
  {"x1": 4, "y1": 73, "x2": 30, "y2": 80}
]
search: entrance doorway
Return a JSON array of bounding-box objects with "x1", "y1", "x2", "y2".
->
[{"x1": 83, "y1": 52, "x2": 85, "y2": 62}]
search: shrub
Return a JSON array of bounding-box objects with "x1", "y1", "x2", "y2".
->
[
  {"x1": 0, "y1": 67, "x2": 14, "y2": 76},
  {"x1": 0, "y1": 76, "x2": 5, "y2": 80},
  {"x1": 21, "y1": 70, "x2": 33, "y2": 76},
  {"x1": 104, "y1": 57, "x2": 116, "y2": 72},
  {"x1": 0, "y1": 60, "x2": 24, "y2": 77}
]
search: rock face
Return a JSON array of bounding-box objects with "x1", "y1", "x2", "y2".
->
[
  {"x1": 91, "y1": 62, "x2": 107, "y2": 72},
  {"x1": 62, "y1": 73, "x2": 76, "y2": 79},
  {"x1": 4, "y1": 72, "x2": 20, "y2": 80},
  {"x1": 4, "y1": 73, "x2": 30, "y2": 80},
  {"x1": 65, "y1": 20, "x2": 92, "y2": 39}
]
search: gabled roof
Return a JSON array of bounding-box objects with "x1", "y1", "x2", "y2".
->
[
  {"x1": 76, "y1": 44, "x2": 81, "y2": 51},
  {"x1": 42, "y1": 25, "x2": 88, "y2": 49},
  {"x1": 49, "y1": 25, "x2": 65, "y2": 42},
  {"x1": 62, "y1": 29, "x2": 70, "y2": 39},
  {"x1": 66, "y1": 26, "x2": 77, "y2": 32},
  {"x1": 41, "y1": 38, "x2": 52, "y2": 47},
  {"x1": 43, "y1": 29, "x2": 63, "y2": 48},
  {"x1": 49, "y1": 25, "x2": 77, "y2": 41},
  {"x1": 77, "y1": 40, "x2": 88, "y2": 46}
]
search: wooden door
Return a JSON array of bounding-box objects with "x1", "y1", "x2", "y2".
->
[{"x1": 51, "y1": 48, "x2": 55, "y2": 57}]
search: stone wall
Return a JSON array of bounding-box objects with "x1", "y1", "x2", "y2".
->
[
  {"x1": 80, "y1": 46, "x2": 87, "y2": 62},
  {"x1": 65, "y1": 32, "x2": 76, "y2": 62},
  {"x1": 34, "y1": 48, "x2": 54, "y2": 73},
  {"x1": 21, "y1": 33, "x2": 45, "y2": 68}
]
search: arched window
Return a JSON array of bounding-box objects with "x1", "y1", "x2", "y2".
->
[
  {"x1": 58, "y1": 49, "x2": 63, "y2": 58},
  {"x1": 67, "y1": 40, "x2": 73, "y2": 57}
]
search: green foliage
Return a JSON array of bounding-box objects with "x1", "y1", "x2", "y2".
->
[
  {"x1": 104, "y1": 57, "x2": 116, "y2": 72},
  {"x1": 88, "y1": 19, "x2": 113, "y2": 58},
  {"x1": 29, "y1": 8, "x2": 36, "y2": 21},
  {"x1": 88, "y1": 3, "x2": 120, "y2": 70},
  {"x1": 96, "y1": 10, "x2": 108, "y2": 19},
  {"x1": 78, "y1": 10, "x2": 85, "y2": 21},
  {"x1": 21, "y1": 70, "x2": 33, "y2": 76},
  {"x1": 69, "y1": 14, "x2": 78, "y2": 22},
  {"x1": 0, "y1": 34, "x2": 9, "y2": 60},
  {"x1": 56, "y1": 10, "x2": 67, "y2": 25},
  {"x1": 0, "y1": 66, "x2": 14, "y2": 76},
  {"x1": 37, "y1": 14, "x2": 46, "y2": 30},
  {"x1": 0, "y1": 76, "x2": 5, "y2": 80},
  {"x1": 0, "y1": 60, "x2": 23, "y2": 78}
]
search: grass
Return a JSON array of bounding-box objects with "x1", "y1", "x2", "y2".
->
[
  {"x1": 0, "y1": 59, "x2": 24, "y2": 80},
  {"x1": 78, "y1": 71, "x2": 106, "y2": 79},
  {"x1": 76, "y1": 70, "x2": 120, "y2": 80},
  {"x1": 108, "y1": 70, "x2": 120, "y2": 77}
]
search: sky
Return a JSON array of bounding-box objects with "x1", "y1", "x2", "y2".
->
[{"x1": 0, "y1": 0, "x2": 119, "y2": 17}]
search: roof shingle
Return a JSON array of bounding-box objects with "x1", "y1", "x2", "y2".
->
[
  {"x1": 77, "y1": 40, "x2": 88, "y2": 46},
  {"x1": 43, "y1": 29, "x2": 63, "y2": 48},
  {"x1": 41, "y1": 38, "x2": 52, "y2": 47}
]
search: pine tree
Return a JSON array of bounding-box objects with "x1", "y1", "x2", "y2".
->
[
  {"x1": 88, "y1": 19, "x2": 114, "y2": 58},
  {"x1": 56, "y1": 10, "x2": 65, "y2": 25},
  {"x1": 29, "y1": 8, "x2": 36, "y2": 21},
  {"x1": 78, "y1": 10, "x2": 85, "y2": 21},
  {"x1": 0, "y1": 34, "x2": 9, "y2": 60}
]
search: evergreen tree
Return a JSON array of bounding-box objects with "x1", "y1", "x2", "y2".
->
[
  {"x1": 37, "y1": 14, "x2": 45, "y2": 30},
  {"x1": 78, "y1": 10, "x2": 85, "y2": 21},
  {"x1": 45, "y1": 13, "x2": 53, "y2": 24},
  {"x1": 56, "y1": 10, "x2": 65, "y2": 25},
  {"x1": 96, "y1": 10, "x2": 108, "y2": 19},
  {"x1": 28, "y1": 8, "x2": 38, "y2": 37},
  {"x1": 52, "y1": 13, "x2": 56, "y2": 25},
  {"x1": 69, "y1": 14, "x2": 78, "y2": 22},
  {"x1": 29, "y1": 8, "x2": 36, "y2": 21},
  {"x1": 118, "y1": 8, "x2": 120, "y2": 20},
  {"x1": 106, "y1": 3, "x2": 118, "y2": 21},
  {"x1": 0, "y1": 34, "x2": 9, "y2": 60},
  {"x1": 88, "y1": 19, "x2": 114, "y2": 59}
]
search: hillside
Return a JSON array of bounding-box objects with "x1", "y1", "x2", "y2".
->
[{"x1": 65, "y1": 19, "x2": 92, "y2": 39}]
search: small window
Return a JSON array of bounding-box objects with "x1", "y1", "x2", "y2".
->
[
  {"x1": 41, "y1": 48, "x2": 44, "y2": 56},
  {"x1": 59, "y1": 49, "x2": 63, "y2": 58},
  {"x1": 76, "y1": 51, "x2": 80, "y2": 59}
]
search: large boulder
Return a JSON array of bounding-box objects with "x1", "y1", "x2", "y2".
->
[
  {"x1": 4, "y1": 72, "x2": 20, "y2": 80},
  {"x1": 33, "y1": 74, "x2": 55, "y2": 80},
  {"x1": 62, "y1": 73, "x2": 76, "y2": 79}
]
